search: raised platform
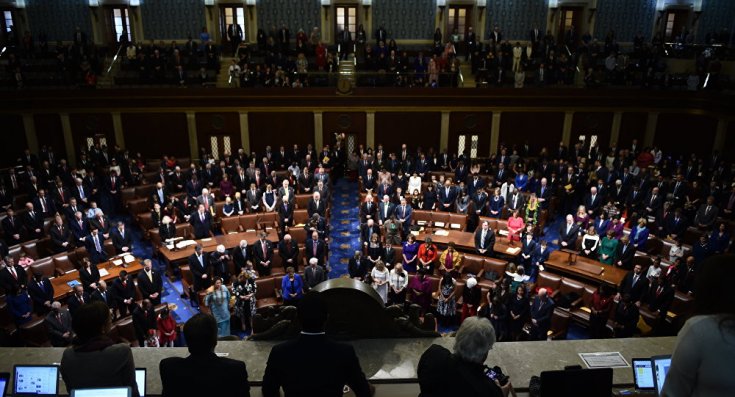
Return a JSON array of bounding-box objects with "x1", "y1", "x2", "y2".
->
[{"x1": 0, "y1": 336, "x2": 675, "y2": 396}]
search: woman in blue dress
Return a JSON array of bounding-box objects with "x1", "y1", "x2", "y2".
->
[
  {"x1": 402, "y1": 234, "x2": 419, "y2": 273},
  {"x1": 489, "y1": 187, "x2": 504, "y2": 218},
  {"x1": 262, "y1": 183, "x2": 276, "y2": 212},
  {"x1": 204, "y1": 278, "x2": 231, "y2": 337},
  {"x1": 281, "y1": 267, "x2": 304, "y2": 307}
]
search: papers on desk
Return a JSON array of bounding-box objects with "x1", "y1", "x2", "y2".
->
[
  {"x1": 450, "y1": 223, "x2": 462, "y2": 230},
  {"x1": 498, "y1": 230, "x2": 509, "y2": 236},
  {"x1": 434, "y1": 230, "x2": 450, "y2": 237},
  {"x1": 579, "y1": 352, "x2": 630, "y2": 369},
  {"x1": 434, "y1": 221, "x2": 445, "y2": 228},
  {"x1": 505, "y1": 247, "x2": 521, "y2": 255},
  {"x1": 123, "y1": 254, "x2": 135, "y2": 264},
  {"x1": 166, "y1": 244, "x2": 175, "y2": 250},
  {"x1": 66, "y1": 280, "x2": 81, "y2": 289},
  {"x1": 245, "y1": 229, "x2": 256, "y2": 232},
  {"x1": 99, "y1": 268, "x2": 109, "y2": 277},
  {"x1": 294, "y1": 224, "x2": 305, "y2": 228},
  {"x1": 410, "y1": 231, "x2": 421, "y2": 236},
  {"x1": 201, "y1": 238, "x2": 212, "y2": 242},
  {"x1": 416, "y1": 220, "x2": 427, "y2": 226},
  {"x1": 176, "y1": 240, "x2": 197, "y2": 249},
  {"x1": 112, "y1": 259, "x2": 123, "y2": 266}
]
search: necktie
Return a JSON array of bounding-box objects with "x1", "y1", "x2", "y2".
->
[
  {"x1": 402, "y1": 205, "x2": 406, "y2": 217},
  {"x1": 657, "y1": 286, "x2": 662, "y2": 297},
  {"x1": 59, "y1": 189, "x2": 64, "y2": 202},
  {"x1": 79, "y1": 186, "x2": 85, "y2": 199},
  {"x1": 9, "y1": 267, "x2": 16, "y2": 279},
  {"x1": 481, "y1": 231, "x2": 486, "y2": 248},
  {"x1": 633, "y1": 275, "x2": 638, "y2": 286},
  {"x1": 706, "y1": 206, "x2": 711, "y2": 214},
  {"x1": 79, "y1": 295, "x2": 84, "y2": 304},
  {"x1": 651, "y1": 195, "x2": 656, "y2": 205},
  {"x1": 313, "y1": 241, "x2": 317, "y2": 254},
  {"x1": 262, "y1": 241, "x2": 266, "y2": 255},
  {"x1": 94, "y1": 236, "x2": 102, "y2": 253}
]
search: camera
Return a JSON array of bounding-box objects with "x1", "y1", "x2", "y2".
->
[{"x1": 484, "y1": 365, "x2": 509, "y2": 386}]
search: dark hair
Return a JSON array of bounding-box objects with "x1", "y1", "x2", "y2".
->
[
  {"x1": 72, "y1": 301, "x2": 110, "y2": 343},
  {"x1": 183, "y1": 313, "x2": 218, "y2": 355},
  {"x1": 694, "y1": 255, "x2": 735, "y2": 331},
  {"x1": 298, "y1": 292, "x2": 328, "y2": 333}
]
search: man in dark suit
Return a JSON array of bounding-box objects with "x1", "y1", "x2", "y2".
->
[
  {"x1": 583, "y1": 186, "x2": 602, "y2": 216},
  {"x1": 45, "y1": 302, "x2": 74, "y2": 347},
  {"x1": 360, "y1": 219, "x2": 381, "y2": 246},
  {"x1": 663, "y1": 208, "x2": 687, "y2": 239},
  {"x1": 305, "y1": 231, "x2": 327, "y2": 268},
  {"x1": 262, "y1": 292, "x2": 372, "y2": 397},
  {"x1": 530, "y1": 288, "x2": 555, "y2": 340},
  {"x1": 66, "y1": 285, "x2": 90, "y2": 317},
  {"x1": 190, "y1": 204, "x2": 213, "y2": 239},
  {"x1": 227, "y1": 23, "x2": 243, "y2": 56},
  {"x1": 474, "y1": 221, "x2": 495, "y2": 256},
  {"x1": 253, "y1": 233, "x2": 274, "y2": 276},
  {"x1": 85, "y1": 226, "x2": 109, "y2": 265},
  {"x1": 644, "y1": 275, "x2": 675, "y2": 322},
  {"x1": 694, "y1": 196, "x2": 719, "y2": 229},
  {"x1": 303, "y1": 258, "x2": 327, "y2": 291},
  {"x1": 377, "y1": 195, "x2": 395, "y2": 226},
  {"x1": 278, "y1": 234, "x2": 299, "y2": 273},
  {"x1": 307, "y1": 192, "x2": 327, "y2": 218},
  {"x1": 137, "y1": 259, "x2": 163, "y2": 305},
  {"x1": 111, "y1": 221, "x2": 133, "y2": 254},
  {"x1": 520, "y1": 232, "x2": 537, "y2": 266},
  {"x1": 69, "y1": 211, "x2": 88, "y2": 244},
  {"x1": 151, "y1": 182, "x2": 169, "y2": 208},
  {"x1": 506, "y1": 188, "x2": 525, "y2": 212},
  {"x1": 90, "y1": 280, "x2": 113, "y2": 309},
  {"x1": 188, "y1": 244, "x2": 211, "y2": 292},
  {"x1": 614, "y1": 235, "x2": 636, "y2": 270},
  {"x1": 28, "y1": 272, "x2": 54, "y2": 315},
  {"x1": 382, "y1": 243, "x2": 396, "y2": 265},
  {"x1": 22, "y1": 202, "x2": 45, "y2": 240},
  {"x1": 394, "y1": 197, "x2": 413, "y2": 236},
  {"x1": 161, "y1": 313, "x2": 250, "y2": 397},
  {"x1": 360, "y1": 195, "x2": 378, "y2": 223},
  {"x1": 558, "y1": 215, "x2": 580, "y2": 249},
  {"x1": 111, "y1": 270, "x2": 136, "y2": 317},
  {"x1": 643, "y1": 186, "x2": 663, "y2": 217},
  {"x1": 89, "y1": 209, "x2": 112, "y2": 237},
  {"x1": 438, "y1": 180, "x2": 457, "y2": 212},
  {"x1": 616, "y1": 264, "x2": 649, "y2": 306},
  {"x1": 1, "y1": 208, "x2": 23, "y2": 245},
  {"x1": 348, "y1": 250, "x2": 369, "y2": 281},
  {"x1": 277, "y1": 200, "x2": 294, "y2": 230},
  {"x1": 33, "y1": 189, "x2": 55, "y2": 218},
  {"x1": 233, "y1": 240, "x2": 251, "y2": 275},
  {"x1": 49, "y1": 215, "x2": 72, "y2": 253}
]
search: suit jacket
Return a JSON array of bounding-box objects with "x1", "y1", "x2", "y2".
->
[
  {"x1": 110, "y1": 276, "x2": 137, "y2": 306},
  {"x1": 360, "y1": 224, "x2": 381, "y2": 244},
  {"x1": 506, "y1": 192, "x2": 526, "y2": 211},
  {"x1": 79, "y1": 265, "x2": 101, "y2": 290},
  {"x1": 70, "y1": 217, "x2": 88, "y2": 241},
  {"x1": 558, "y1": 223, "x2": 580, "y2": 248},
  {"x1": 253, "y1": 240, "x2": 274, "y2": 266},
  {"x1": 614, "y1": 242, "x2": 636, "y2": 269},
  {"x1": 262, "y1": 334, "x2": 370, "y2": 397},
  {"x1": 530, "y1": 296, "x2": 555, "y2": 332},
  {"x1": 278, "y1": 240, "x2": 299, "y2": 267},
  {"x1": 277, "y1": 202, "x2": 294, "y2": 226},
  {"x1": 645, "y1": 284, "x2": 675, "y2": 315},
  {"x1": 89, "y1": 216, "x2": 112, "y2": 235},
  {"x1": 377, "y1": 202, "x2": 395, "y2": 223},
  {"x1": 190, "y1": 211, "x2": 213, "y2": 239},
  {"x1": 360, "y1": 201, "x2": 377, "y2": 223},
  {"x1": 66, "y1": 292, "x2": 90, "y2": 316},
  {"x1": 304, "y1": 265, "x2": 327, "y2": 289},
  {"x1": 307, "y1": 199, "x2": 327, "y2": 218},
  {"x1": 49, "y1": 224, "x2": 72, "y2": 252},
  {"x1": 618, "y1": 272, "x2": 649, "y2": 303},
  {"x1": 474, "y1": 228, "x2": 495, "y2": 252},
  {"x1": 438, "y1": 186, "x2": 457, "y2": 205},
  {"x1": 45, "y1": 309, "x2": 73, "y2": 347},
  {"x1": 694, "y1": 204, "x2": 718, "y2": 227},
  {"x1": 137, "y1": 269, "x2": 163, "y2": 300},
  {"x1": 160, "y1": 352, "x2": 249, "y2": 397},
  {"x1": 348, "y1": 257, "x2": 369, "y2": 279},
  {"x1": 245, "y1": 189, "x2": 262, "y2": 211},
  {"x1": 2, "y1": 215, "x2": 23, "y2": 244},
  {"x1": 111, "y1": 227, "x2": 133, "y2": 254},
  {"x1": 91, "y1": 288, "x2": 113, "y2": 308},
  {"x1": 382, "y1": 247, "x2": 396, "y2": 264},
  {"x1": 188, "y1": 252, "x2": 211, "y2": 290},
  {"x1": 233, "y1": 245, "x2": 251, "y2": 273},
  {"x1": 22, "y1": 210, "x2": 45, "y2": 233},
  {"x1": 84, "y1": 233, "x2": 109, "y2": 264},
  {"x1": 393, "y1": 203, "x2": 412, "y2": 225},
  {"x1": 28, "y1": 278, "x2": 54, "y2": 311},
  {"x1": 305, "y1": 238, "x2": 327, "y2": 265}
]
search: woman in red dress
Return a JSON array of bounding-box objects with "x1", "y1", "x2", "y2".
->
[
  {"x1": 157, "y1": 306, "x2": 177, "y2": 347},
  {"x1": 506, "y1": 209, "x2": 525, "y2": 242}
]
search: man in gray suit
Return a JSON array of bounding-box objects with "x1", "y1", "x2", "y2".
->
[
  {"x1": 45, "y1": 301, "x2": 74, "y2": 347},
  {"x1": 694, "y1": 195, "x2": 719, "y2": 229},
  {"x1": 304, "y1": 257, "x2": 326, "y2": 291}
]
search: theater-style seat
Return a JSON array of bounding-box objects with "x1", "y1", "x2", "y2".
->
[
  {"x1": 555, "y1": 278, "x2": 586, "y2": 308},
  {"x1": 293, "y1": 209, "x2": 309, "y2": 225},
  {"x1": 459, "y1": 254, "x2": 485, "y2": 280},
  {"x1": 19, "y1": 317, "x2": 51, "y2": 347},
  {"x1": 135, "y1": 184, "x2": 156, "y2": 200},
  {"x1": 239, "y1": 214, "x2": 258, "y2": 232},
  {"x1": 571, "y1": 284, "x2": 599, "y2": 325},
  {"x1": 127, "y1": 197, "x2": 150, "y2": 217},
  {"x1": 221, "y1": 217, "x2": 242, "y2": 234},
  {"x1": 270, "y1": 250, "x2": 287, "y2": 277},
  {"x1": 137, "y1": 212, "x2": 155, "y2": 232},
  {"x1": 479, "y1": 258, "x2": 508, "y2": 289},
  {"x1": 53, "y1": 254, "x2": 77, "y2": 275},
  {"x1": 289, "y1": 228, "x2": 307, "y2": 246},
  {"x1": 255, "y1": 277, "x2": 280, "y2": 310},
  {"x1": 0, "y1": 301, "x2": 17, "y2": 333},
  {"x1": 294, "y1": 195, "x2": 311, "y2": 209},
  {"x1": 114, "y1": 317, "x2": 140, "y2": 347},
  {"x1": 120, "y1": 187, "x2": 137, "y2": 206},
  {"x1": 547, "y1": 308, "x2": 572, "y2": 340},
  {"x1": 30, "y1": 257, "x2": 55, "y2": 279},
  {"x1": 22, "y1": 240, "x2": 40, "y2": 260},
  {"x1": 412, "y1": 210, "x2": 433, "y2": 227},
  {"x1": 536, "y1": 272, "x2": 562, "y2": 295},
  {"x1": 448, "y1": 214, "x2": 467, "y2": 231}
]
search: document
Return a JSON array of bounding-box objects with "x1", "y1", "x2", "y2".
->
[{"x1": 579, "y1": 352, "x2": 630, "y2": 368}]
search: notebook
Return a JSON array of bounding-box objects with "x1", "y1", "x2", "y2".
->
[
  {"x1": 632, "y1": 358, "x2": 655, "y2": 393},
  {"x1": 135, "y1": 368, "x2": 146, "y2": 397},
  {"x1": 13, "y1": 365, "x2": 59, "y2": 396},
  {"x1": 651, "y1": 355, "x2": 672, "y2": 396},
  {"x1": 70, "y1": 387, "x2": 132, "y2": 397}
]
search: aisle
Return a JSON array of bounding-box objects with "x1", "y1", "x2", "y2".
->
[{"x1": 328, "y1": 179, "x2": 362, "y2": 278}]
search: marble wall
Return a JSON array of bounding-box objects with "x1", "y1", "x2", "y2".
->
[
  {"x1": 25, "y1": 0, "x2": 92, "y2": 42},
  {"x1": 484, "y1": 0, "x2": 548, "y2": 41},
  {"x1": 595, "y1": 0, "x2": 657, "y2": 42},
  {"x1": 256, "y1": 0, "x2": 321, "y2": 37},
  {"x1": 372, "y1": 0, "x2": 437, "y2": 40},
  {"x1": 140, "y1": 0, "x2": 206, "y2": 40}
]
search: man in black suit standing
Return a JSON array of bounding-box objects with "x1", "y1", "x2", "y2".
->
[
  {"x1": 190, "y1": 203, "x2": 213, "y2": 239},
  {"x1": 616, "y1": 264, "x2": 649, "y2": 307},
  {"x1": 474, "y1": 221, "x2": 495, "y2": 256},
  {"x1": 2, "y1": 208, "x2": 23, "y2": 245},
  {"x1": 111, "y1": 221, "x2": 133, "y2": 254},
  {"x1": 160, "y1": 313, "x2": 250, "y2": 397},
  {"x1": 188, "y1": 244, "x2": 211, "y2": 292},
  {"x1": 23, "y1": 202, "x2": 45, "y2": 240},
  {"x1": 85, "y1": 225, "x2": 109, "y2": 265},
  {"x1": 137, "y1": 259, "x2": 163, "y2": 305},
  {"x1": 278, "y1": 234, "x2": 300, "y2": 274},
  {"x1": 227, "y1": 23, "x2": 244, "y2": 56},
  {"x1": 253, "y1": 233, "x2": 274, "y2": 276},
  {"x1": 233, "y1": 239, "x2": 251, "y2": 275},
  {"x1": 111, "y1": 270, "x2": 137, "y2": 317},
  {"x1": 614, "y1": 235, "x2": 635, "y2": 270},
  {"x1": 45, "y1": 301, "x2": 74, "y2": 347},
  {"x1": 262, "y1": 292, "x2": 372, "y2": 397},
  {"x1": 558, "y1": 214, "x2": 580, "y2": 249},
  {"x1": 66, "y1": 284, "x2": 90, "y2": 317},
  {"x1": 90, "y1": 280, "x2": 113, "y2": 310},
  {"x1": 307, "y1": 192, "x2": 326, "y2": 218},
  {"x1": 530, "y1": 288, "x2": 555, "y2": 340},
  {"x1": 304, "y1": 257, "x2": 327, "y2": 291},
  {"x1": 49, "y1": 215, "x2": 72, "y2": 254},
  {"x1": 305, "y1": 231, "x2": 327, "y2": 268},
  {"x1": 28, "y1": 271, "x2": 54, "y2": 315}
]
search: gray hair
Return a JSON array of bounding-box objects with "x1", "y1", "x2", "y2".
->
[{"x1": 453, "y1": 317, "x2": 496, "y2": 364}]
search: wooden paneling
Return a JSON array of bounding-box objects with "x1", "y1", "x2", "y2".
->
[
  {"x1": 656, "y1": 113, "x2": 717, "y2": 156},
  {"x1": 374, "y1": 112, "x2": 441, "y2": 154},
  {"x1": 195, "y1": 112, "x2": 241, "y2": 157},
  {"x1": 323, "y1": 112, "x2": 366, "y2": 152},
  {"x1": 0, "y1": 114, "x2": 26, "y2": 164},
  {"x1": 248, "y1": 112, "x2": 314, "y2": 156},
  {"x1": 498, "y1": 112, "x2": 564, "y2": 153},
  {"x1": 618, "y1": 112, "x2": 647, "y2": 148},
  {"x1": 34, "y1": 114, "x2": 66, "y2": 160},
  {"x1": 571, "y1": 112, "x2": 613, "y2": 150},
  {"x1": 68, "y1": 113, "x2": 114, "y2": 152},
  {"x1": 121, "y1": 113, "x2": 189, "y2": 159},
  {"x1": 448, "y1": 112, "x2": 492, "y2": 157}
]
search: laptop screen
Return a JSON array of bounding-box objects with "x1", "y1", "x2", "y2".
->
[
  {"x1": 0, "y1": 376, "x2": 8, "y2": 397},
  {"x1": 632, "y1": 359, "x2": 655, "y2": 390},
  {"x1": 652, "y1": 355, "x2": 672, "y2": 396},
  {"x1": 71, "y1": 387, "x2": 131, "y2": 397},
  {"x1": 135, "y1": 369, "x2": 146, "y2": 397},
  {"x1": 14, "y1": 365, "x2": 59, "y2": 396}
]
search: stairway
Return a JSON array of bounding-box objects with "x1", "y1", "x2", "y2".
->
[
  {"x1": 459, "y1": 61, "x2": 475, "y2": 88},
  {"x1": 96, "y1": 57, "x2": 119, "y2": 88},
  {"x1": 217, "y1": 58, "x2": 233, "y2": 88},
  {"x1": 339, "y1": 56, "x2": 357, "y2": 85},
  {"x1": 327, "y1": 179, "x2": 361, "y2": 278}
]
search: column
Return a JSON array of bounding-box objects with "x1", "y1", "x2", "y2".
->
[
  {"x1": 366, "y1": 111, "x2": 375, "y2": 149},
  {"x1": 239, "y1": 112, "x2": 250, "y2": 154},
  {"x1": 111, "y1": 112, "x2": 125, "y2": 149},
  {"x1": 440, "y1": 111, "x2": 450, "y2": 152},
  {"x1": 60, "y1": 113, "x2": 77, "y2": 166},
  {"x1": 610, "y1": 112, "x2": 622, "y2": 147},
  {"x1": 490, "y1": 112, "x2": 501, "y2": 156},
  {"x1": 314, "y1": 111, "x2": 323, "y2": 150},
  {"x1": 713, "y1": 118, "x2": 727, "y2": 153},
  {"x1": 186, "y1": 112, "x2": 199, "y2": 160},
  {"x1": 22, "y1": 114, "x2": 38, "y2": 154},
  {"x1": 644, "y1": 112, "x2": 658, "y2": 148},
  {"x1": 562, "y1": 111, "x2": 574, "y2": 147}
]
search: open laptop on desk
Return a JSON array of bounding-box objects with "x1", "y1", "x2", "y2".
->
[
  {"x1": 0, "y1": 372, "x2": 9, "y2": 397},
  {"x1": 70, "y1": 387, "x2": 131, "y2": 397},
  {"x1": 651, "y1": 355, "x2": 672, "y2": 396},
  {"x1": 13, "y1": 365, "x2": 59, "y2": 397}
]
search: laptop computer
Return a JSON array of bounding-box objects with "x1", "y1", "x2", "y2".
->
[
  {"x1": 0, "y1": 372, "x2": 9, "y2": 397},
  {"x1": 13, "y1": 365, "x2": 59, "y2": 396},
  {"x1": 632, "y1": 358, "x2": 656, "y2": 394},
  {"x1": 70, "y1": 387, "x2": 132, "y2": 397},
  {"x1": 135, "y1": 368, "x2": 146, "y2": 397},
  {"x1": 651, "y1": 354, "x2": 672, "y2": 396},
  {"x1": 540, "y1": 367, "x2": 613, "y2": 397}
]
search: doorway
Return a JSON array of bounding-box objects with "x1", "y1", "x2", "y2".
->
[
  {"x1": 558, "y1": 6, "x2": 583, "y2": 47},
  {"x1": 220, "y1": 5, "x2": 245, "y2": 47},
  {"x1": 106, "y1": 6, "x2": 132, "y2": 46},
  {"x1": 335, "y1": 5, "x2": 357, "y2": 44},
  {"x1": 663, "y1": 9, "x2": 691, "y2": 41},
  {"x1": 0, "y1": 9, "x2": 16, "y2": 47},
  {"x1": 447, "y1": 5, "x2": 472, "y2": 51}
]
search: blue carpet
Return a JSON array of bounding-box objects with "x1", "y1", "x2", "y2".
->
[{"x1": 328, "y1": 179, "x2": 362, "y2": 278}]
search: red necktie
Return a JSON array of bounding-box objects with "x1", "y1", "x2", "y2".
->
[{"x1": 10, "y1": 267, "x2": 17, "y2": 279}]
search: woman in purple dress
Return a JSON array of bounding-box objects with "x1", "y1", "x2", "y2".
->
[
  {"x1": 408, "y1": 269, "x2": 432, "y2": 314},
  {"x1": 402, "y1": 234, "x2": 419, "y2": 273}
]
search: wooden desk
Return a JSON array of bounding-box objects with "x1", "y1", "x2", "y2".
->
[
  {"x1": 51, "y1": 259, "x2": 143, "y2": 300},
  {"x1": 421, "y1": 229, "x2": 521, "y2": 258},
  {"x1": 158, "y1": 231, "x2": 280, "y2": 263},
  {"x1": 544, "y1": 250, "x2": 627, "y2": 286}
]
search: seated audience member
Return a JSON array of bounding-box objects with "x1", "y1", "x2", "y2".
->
[
  {"x1": 662, "y1": 255, "x2": 735, "y2": 397},
  {"x1": 418, "y1": 316, "x2": 513, "y2": 397},
  {"x1": 61, "y1": 301, "x2": 139, "y2": 396},
  {"x1": 262, "y1": 292, "x2": 372, "y2": 397},
  {"x1": 45, "y1": 301, "x2": 74, "y2": 347},
  {"x1": 529, "y1": 288, "x2": 555, "y2": 340},
  {"x1": 160, "y1": 313, "x2": 250, "y2": 397}
]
